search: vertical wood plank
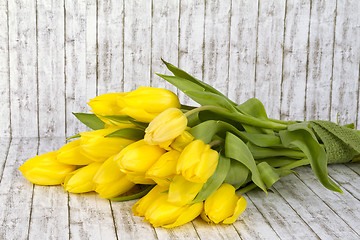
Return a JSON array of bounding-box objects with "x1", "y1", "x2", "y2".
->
[
  {"x1": 0, "y1": 0, "x2": 10, "y2": 137},
  {"x1": 123, "y1": 0, "x2": 152, "y2": 92},
  {"x1": 178, "y1": 0, "x2": 205, "y2": 105},
  {"x1": 254, "y1": 0, "x2": 286, "y2": 119},
  {"x1": 280, "y1": 0, "x2": 311, "y2": 121},
  {"x1": 150, "y1": 0, "x2": 179, "y2": 93},
  {"x1": 330, "y1": 0, "x2": 360, "y2": 124},
  {"x1": 37, "y1": 0, "x2": 66, "y2": 138},
  {"x1": 65, "y1": 0, "x2": 97, "y2": 137},
  {"x1": 28, "y1": 138, "x2": 69, "y2": 240},
  {"x1": 202, "y1": 0, "x2": 231, "y2": 96},
  {"x1": 228, "y1": 0, "x2": 258, "y2": 105},
  {"x1": 97, "y1": 0, "x2": 124, "y2": 95},
  {"x1": 69, "y1": 193, "x2": 117, "y2": 239},
  {"x1": 8, "y1": 0, "x2": 38, "y2": 137},
  {"x1": 305, "y1": 0, "x2": 336, "y2": 121},
  {"x1": 0, "y1": 138, "x2": 38, "y2": 240},
  {"x1": 111, "y1": 200, "x2": 158, "y2": 239}
]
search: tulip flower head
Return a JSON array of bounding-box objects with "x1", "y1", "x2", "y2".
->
[
  {"x1": 19, "y1": 151, "x2": 75, "y2": 185},
  {"x1": 93, "y1": 155, "x2": 135, "y2": 199},
  {"x1": 132, "y1": 185, "x2": 203, "y2": 228},
  {"x1": 167, "y1": 175, "x2": 204, "y2": 206},
  {"x1": 170, "y1": 131, "x2": 194, "y2": 152},
  {"x1": 80, "y1": 128, "x2": 135, "y2": 162},
  {"x1": 144, "y1": 108, "x2": 187, "y2": 149},
  {"x1": 118, "y1": 86, "x2": 181, "y2": 122},
  {"x1": 116, "y1": 140, "x2": 166, "y2": 184},
  {"x1": 88, "y1": 93, "x2": 126, "y2": 125},
  {"x1": 57, "y1": 139, "x2": 94, "y2": 165},
  {"x1": 63, "y1": 162, "x2": 102, "y2": 193},
  {"x1": 201, "y1": 183, "x2": 247, "y2": 224},
  {"x1": 145, "y1": 150, "x2": 180, "y2": 186},
  {"x1": 176, "y1": 139, "x2": 219, "y2": 183}
]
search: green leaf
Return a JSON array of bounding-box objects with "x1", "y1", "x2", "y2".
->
[
  {"x1": 241, "y1": 132, "x2": 281, "y2": 147},
  {"x1": 106, "y1": 128, "x2": 145, "y2": 140},
  {"x1": 129, "y1": 120, "x2": 148, "y2": 130},
  {"x1": 279, "y1": 123, "x2": 342, "y2": 193},
  {"x1": 184, "y1": 90, "x2": 237, "y2": 112},
  {"x1": 190, "y1": 153, "x2": 230, "y2": 204},
  {"x1": 247, "y1": 142, "x2": 306, "y2": 159},
  {"x1": 156, "y1": 74, "x2": 205, "y2": 92},
  {"x1": 256, "y1": 157, "x2": 298, "y2": 168},
  {"x1": 257, "y1": 162, "x2": 295, "y2": 189},
  {"x1": 161, "y1": 58, "x2": 236, "y2": 105},
  {"x1": 225, "y1": 132, "x2": 267, "y2": 193},
  {"x1": 236, "y1": 98, "x2": 269, "y2": 120},
  {"x1": 224, "y1": 159, "x2": 249, "y2": 189},
  {"x1": 72, "y1": 113, "x2": 105, "y2": 130},
  {"x1": 109, "y1": 185, "x2": 154, "y2": 202}
]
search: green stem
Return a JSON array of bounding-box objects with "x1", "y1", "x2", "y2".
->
[
  {"x1": 109, "y1": 185, "x2": 154, "y2": 202},
  {"x1": 184, "y1": 105, "x2": 229, "y2": 118},
  {"x1": 236, "y1": 183, "x2": 258, "y2": 195},
  {"x1": 279, "y1": 158, "x2": 310, "y2": 171}
]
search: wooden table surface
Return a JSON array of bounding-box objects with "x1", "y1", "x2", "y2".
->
[{"x1": 1, "y1": 137, "x2": 359, "y2": 239}]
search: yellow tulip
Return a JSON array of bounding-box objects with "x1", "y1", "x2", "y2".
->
[
  {"x1": 132, "y1": 185, "x2": 203, "y2": 228},
  {"x1": 170, "y1": 131, "x2": 194, "y2": 152},
  {"x1": 167, "y1": 175, "x2": 203, "y2": 206},
  {"x1": 57, "y1": 139, "x2": 94, "y2": 165},
  {"x1": 19, "y1": 151, "x2": 75, "y2": 185},
  {"x1": 144, "y1": 108, "x2": 187, "y2": 149},
  {"x1": 116, "y1": 140, "x2": 166, "y2": 184},
  {"x1": 88, "y1": 93, "x2": 128, "y2": 126},
  {"x1": 201, "y1": 183, "x2": 247, "y2": 224},
  {"x1": 63, "y1": 162, "x2": 102, "y2": 193},
  {"x1": 132, "y1": 185, "x2": 168, "y2": 217},
  {"x1": 93, "y1": 155, "x2": 135, "y2": 199},
  {"x1": 80, "y1": 128, "x2": 134, "y2": 162},
  {"x1": 176, "y1": 140, "x2": 219, "y2": 183},
  {"x1": 145, "y1": 150, "x2": 180, "y2": 187},
  {"x1": 119, "y1": 86, "x2": 180, "y2": 122}
]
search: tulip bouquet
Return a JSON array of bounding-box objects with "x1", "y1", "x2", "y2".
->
[{"x1": 19, "y1": 59, "x2": 360, "y2": 228}]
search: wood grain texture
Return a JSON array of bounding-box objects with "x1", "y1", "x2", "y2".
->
[
  {"x1": 0, "y1": 138, "x2": 38, "y2": 240},
  {"x1": 296, "y1": 166, "x2": 360, "y2": 236},
  {"x1": 280, "y1": 0, "x2": 310, "y2": 121},
  {"x1": 97, "y1": 0, "x2": 124, "y2": 95},
  {"x1": 274, "y1": 168, "x2": 359, "y2": 239},
  {"x1": 0, "y1": 0, "x2": 10, "y2": 137},
  {"x1": 150, "y1": 0, "x2": 179, "y2": 94},
  {"x1": 123, "y1": 0, "x2": 152, "y2": 92},
  {"x1": 305, "y1": 0, "x2": 337, "y2": 121},
  {"x1": 178, "y1": 0, "x2": 205, "y2": 106},
  {"x1": 69, "y1": 193, "x2": 117, "y2": 239},
  {"x1": 202, "y1": 0, "x2": 231, "y2": 96},
  {"x1": 8, "y1": 0, "x2": 38, "y2": 137},
  {"x1": 37, "y1": 0, "x2": 66, "y2": 138},
  {"x1": 330, "y1": 0, "x2": 360, "y2": 125},
  {"x1": 247, "y1": 187, "x2": 319, "y2": 239},
  {"x1": 228, "y1": 0, "x2": 258, "y2": 105},
  {"x1": 254, "y1": 0, "x2": 286, "y2": 119},
  {"x1": 65, "y1": 0, "x2": 97, "y2": 137},
  {"x1": 28, "y1": 138, "x2": 69, "y2": 240},
  {"x1": 111, "y1": 200, "x2": 158, "y2": 240}
]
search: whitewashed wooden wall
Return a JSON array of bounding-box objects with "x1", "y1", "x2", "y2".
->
[{"x1": 1, "y1": 0, "x2": 359, "y2": 138}]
